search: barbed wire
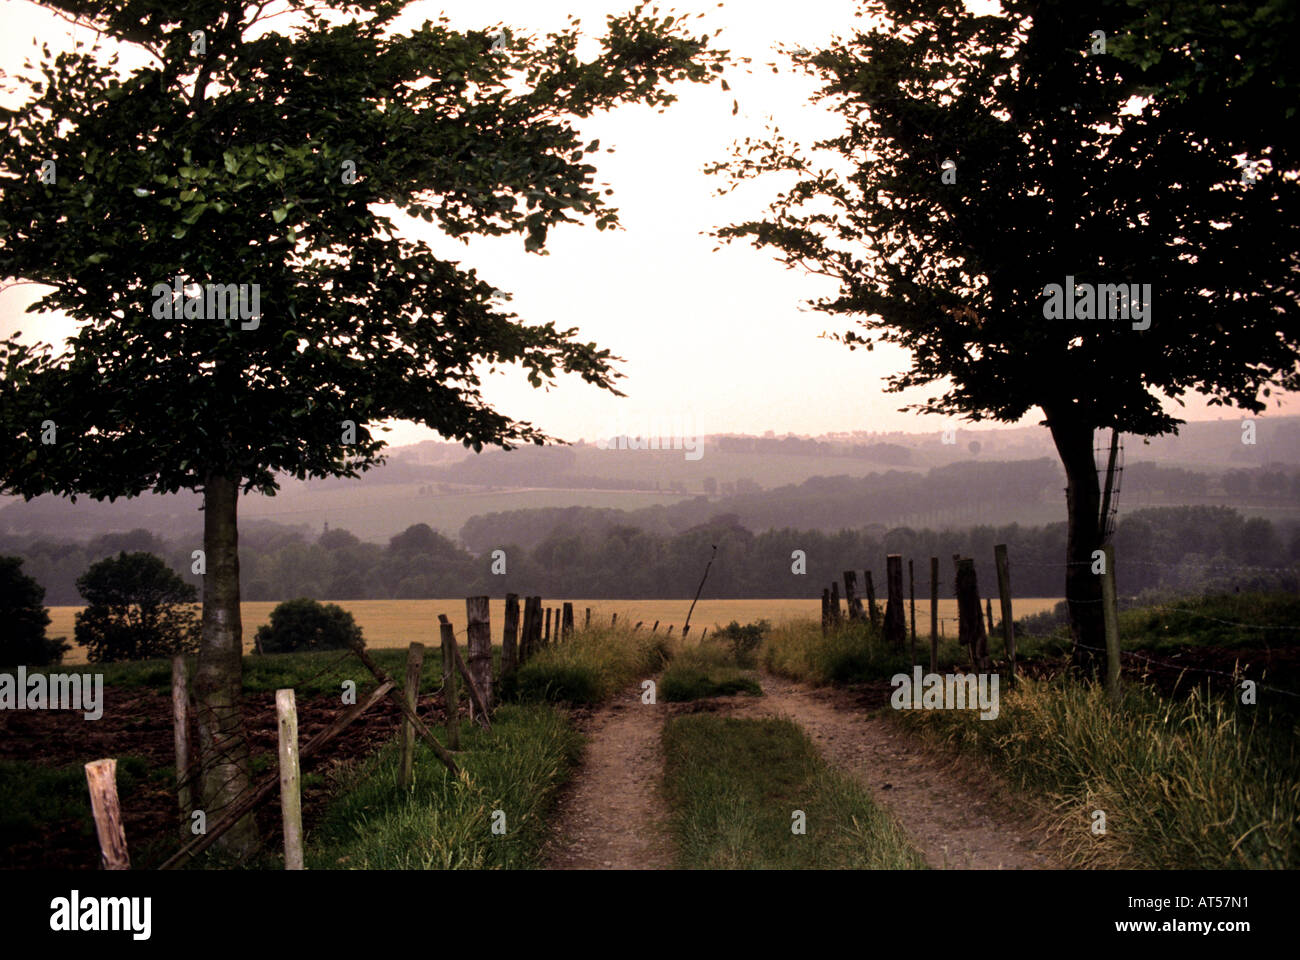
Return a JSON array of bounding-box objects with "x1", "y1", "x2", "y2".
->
[{"x1": 1072, "y1": 641, "x2": 1300, "y2": 699}]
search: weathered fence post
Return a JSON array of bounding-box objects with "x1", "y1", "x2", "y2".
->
[
  {"x1": 843, "y1": 571, "x2": 864, "y2": 621},
  {"x1": 909, "y1": 559, "x2": 917, "y2": 666},
  {"x1": 503, "y1": 593, "x2": 520, "y2": 676},
  {"x1": 1101, "y1": 543, "x2": 1122, "y2": 705},
  {"x1": 821, "y1": 587, "x2": 831, "y2": 636},
  {"x1": 85, "y1": 759, "x2": 130, "y2": 870},
  {"x1": 530, "y1": 597, "x2": 543, "y2": 652},
  {"x1": 544, "y1": 607, "x2": 552, "y2": 646},
  {"x1": 994, "y1": 544, "x2": 1015, "y2": 681},
  {"x1": 440, "y1": 620, "x2": 460, "y2": 750},
  {"x1": 466, "y1": 597, "x2": 493, "y2": 714},
  {"x1": 667, "y1": 625, "x2": 675, "y2": 636},
  {"x1": 562, "y1": 602, "x2": 574, "y2": 639},
  {"x1": 611, "y1": 613, "x2": 618, "y2": 627},
  {"x1": 170, "y1": 655, "x2": 192, "y2": 840},
  {"x1": 954, "y1": 557, "x2": 991, "y2": 671},
  {"x1": 585, "y1": 607, "x2": 591, "y2": 628},
  {"x1": 830, "y1": 581, "x2": 842, "y2": 626},
  {"x1": 929, "y1": 556, "x2": 939, "y2": 673},
  {"x1": 634, "y1": 621, "x2": 643, "y2": 631},
  {"x1": 400, "y1": 641, "x2": 425, "y2": 789},
  {"x1": 864, "y1": 570, "x2": 880, "y2": 628},
  {"x1": 884, "y1": 555, "x2": 907, "y2": 649},
  {"x1": 985, "y1": 597, "x2": 995, "y2": 634},
  {"x1": 276, "y1": 689, "x2": 303, "y2": 870},
  {"x1": 652, "y1": 620, "x2": 660, "y2": 633}
]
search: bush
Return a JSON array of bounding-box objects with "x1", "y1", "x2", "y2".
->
[
  {"x1": 75, "y1": 552, "x2": 198, "y2": 663},
  {"x1": 0, "y1": 556, "x2": 68, "y2": 666},
  {"x1": 713, "y1": 619, "x2": 768, "y2": 668},
  {"x1": 255, "y1": 597, "x2": 364, "y2": 653}
]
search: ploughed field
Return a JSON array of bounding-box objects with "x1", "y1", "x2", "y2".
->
[{"x1": 47, "y1": 597, "x2": 1065, "y2": 664}]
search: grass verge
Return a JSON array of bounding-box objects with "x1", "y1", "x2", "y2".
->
[
  {"x1": 662, "y1": 714, "x2": 925, "y2": 869},
  {"x1": 895, "y1": 676, "x2": 1299, "y2": 869},
  {"x1": 661, "y1": 638, "x2": 761, "y2": 701},
  {"x1": 504, "y1": 625, "x2": 672, "y2": 705},
  {"x1": 307, "y1": 703, "x2": 582, "y2": 869}
]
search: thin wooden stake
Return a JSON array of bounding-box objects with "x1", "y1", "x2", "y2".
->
[
  {"x1": 909, "y1": 559, "x2": 917, "y2": 667},
  {"x1": 929, "y1": 556, "x2": 939, "y2": 673},
  {"x1": 400, "y1": 641, "x2": 425, "y2": 788},
  {"x1": 1101, "y1": 543, "x2": 1122, "y2": 705},
  {"x1": 350, "y1": 641, "x2": 466, "y2": 766},
  {"x1": 864, "y1": 570, "x2": 880, "y2": 628},
  {"x1": 85, "y1": 759, "x2": 130, "y2": 870},
  {"x1": 884, "y1": 555, "x2": 906, "y2": 649},
  {"x1": 503, "y1": 593, "x2": 520, "y2": 676},
  {"x1": 170, "y1": 655, "x2": 192, "y2": 840},
  {"x1": 276, "y1": 689, "x2": 303, "y2": 870},
  {"x1": 562, "y1": 602, "x2": 574, "y2": 639},
  {"x1": 437, "y1": 615, "x2": 491, "y2": 728},
  {"x1": 440, "y1": 621, "x2": 460, "y2": 750},
  {"x1": 995, "y1": 543, "x2": 1016, "y2": 681}
]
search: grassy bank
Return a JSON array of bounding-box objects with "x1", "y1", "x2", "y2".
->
[
  {"x1": 307, "y1": 703, "x2": 582, "y2": 869},
  {"x1": 505, "y1": 624, "x2": 672, "y2": 704},
  {"x1": 896, "y1": 677, "x2": 1298, "y2": 869},
  {"x1": 662, "y1": 714, "x2": 925, "y2": 869},
  {"x1": 660, "y1": 630, "x2": 762, "y2": 701}
]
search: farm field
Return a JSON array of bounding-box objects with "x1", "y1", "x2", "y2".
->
[{"x1": 46, "y1": 596, "x2": 1065, "y2": 663}]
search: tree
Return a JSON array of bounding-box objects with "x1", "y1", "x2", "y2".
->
[
  {"x1": 75, "y1": 551, "x2": 199, "y2": 662},
  {"x1": 0, "y1": 555, "x2": 68, "y2": 666},
  {"x1": 707, "y1": 0, "x2": 1299, "y2": 671},
  {"x1": 254, "y1": 597, "x2": 362, "y2": 653},
  {"x1": 0, "y1": 0, "x2": 726, "y2": 853}
]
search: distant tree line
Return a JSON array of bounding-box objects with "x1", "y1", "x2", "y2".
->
[{"x1": 3, "y1": 506, "x2": 1296, "y2": 608}]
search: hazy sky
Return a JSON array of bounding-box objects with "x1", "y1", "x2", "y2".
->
[{"x1": 2, "y1": 0, "x2": 1294, "y2": 450}]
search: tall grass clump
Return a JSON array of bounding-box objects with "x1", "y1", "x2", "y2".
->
[
  {"x1": 505, "y1": 623, "x2": 673, "y2": 705},
  {"x1": 662, "y1": 715, "x2": 925, "y2": 869},
  {"x1": 762, "y1": 619, "x2": 918, "y2": 685},
  {"x1": 307, "y1": 703, "x2": 582, "y2": 869},
  {"x1": 660, "y1": 632, "x2": 762, "y2": 702},
  {"x1": 896, "y1": 676, "x2": 1299, "y2": 869}
]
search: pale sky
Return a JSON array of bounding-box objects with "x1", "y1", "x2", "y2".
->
[{"x1": 2, "y1": 0, "x2": 1293, "y2": 449}]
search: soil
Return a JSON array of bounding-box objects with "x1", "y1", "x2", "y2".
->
[
  {"x1": 0, "y1": 685, "x2": 451, "y2": 869},
  {"x1": 541, "y1": 681, "x2": 675, "y2": 870}
]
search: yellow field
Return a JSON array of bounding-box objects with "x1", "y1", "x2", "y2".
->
[{"x1": 47, "y1": 597, "x2": 1064, "y2": 664}]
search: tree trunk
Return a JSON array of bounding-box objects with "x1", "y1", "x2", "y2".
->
[
  {"x1": 1045, "y1": 412, "x2": 1106, "y2": 677},
  {"x1": 194, "y1": 472, "x2": 258, "y2": 858}
]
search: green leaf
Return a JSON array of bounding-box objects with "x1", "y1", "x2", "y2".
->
[
  {"x1": 223, "y1": 150, "x2": 240, "y2": 175},
  {"x1": 272, "y1": 206, "x2": 289, "y2": 223}
]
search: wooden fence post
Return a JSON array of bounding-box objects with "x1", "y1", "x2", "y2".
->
[
  {"x1": 830, "y1": 581, "x2": 842, "y2": 625},
  {"x1": 440, "y1": 620, "x2": 460, "y2": 750},
  {"x1": 544, "y1": 607, "x2": 552, "y2": 646},
  {"x1": 611, "y1": 613, "x2": 618, "y2": 627},
  {"x1": 667, "y1": 625, "x2": 674, "y2": 636},
  {"x1": 652, "y1": 620, "x2": 660, "y2": 633},
  {"x1": 1101, "y1": 543, "x2": 1122, "y2": 705},
  {"x1": 821, "y1": 587, "x2": 831, "y2": 636},
  {"x1": 400, "y1": 641, "x2": 425, "y2": 789},
  {"x1": 466, "y1": 596, "x2": 493, "y2": 714},
  {"x1": 994, "y1": 544, "x2": 1015, "y2": 681},
  {"x1": 276, "y1": 689, "x2": 303, "y2": 870},
  {"x1": 884, "y1": 555, "x2": 906, "y2": 649},
  {"x1": 909, "y1": 559, "x2": 917, "y2": 666},
  {"x1": 170, "y1": 655, "x2": 192, "y2": 840},
  {"x1": 929, "y1": 556, "x2": 939, "y2": 673},
  {"x1": 843, "y1": 571, "x2": 864, "y2": 621},
  {"x1": 531, "y1": 597, "x2": 543, "y2": 652},
  {"x1": 562, "y1": 602, "x2": 574, "y2": 639},
  {"x1": 954, "y1": 557, "x2": 991, "y2": 671},
  {"x1": 985, "y1": 597, "x2": 995, "y2": 634},
  {"x1": 503, "y1": 593, "x2": 520, "y2": 676},
  {"x1": 864, "y1": 570, "x2": 880, "y2": 628},
  {"x1": 585, "y1": 607, "x2": 591, "y2": 628},
  {"x1": 84, "y1": 759, "x2": 130, "y2": 870}
]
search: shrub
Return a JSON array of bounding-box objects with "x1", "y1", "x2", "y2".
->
[
  {"x1": 0, "y1": 556, "x2": 68, "y2": 666},
  {"x1": 713, "y1": 619, "x2": 768, "y2": 667},
  {"x1": 255, "y1": 597, "x2": 364, "y2": 653},
  {"x1": 74, "y1": 552, "x2": 198, "y2": 663}
]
